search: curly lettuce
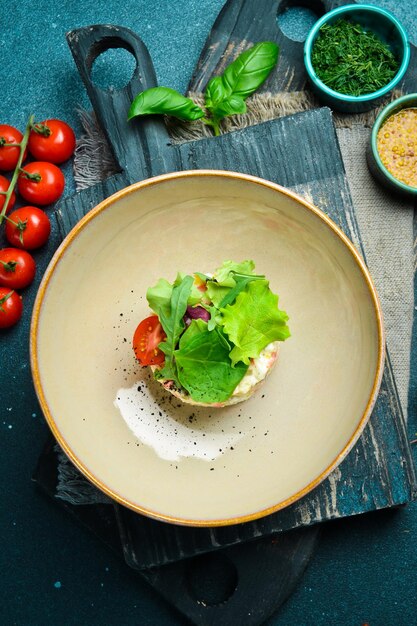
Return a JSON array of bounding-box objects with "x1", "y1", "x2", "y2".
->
[
  {"x1": 142, "y1": 261, "x2": 290, "y2": 403},
  {"x1": 220, "y1": 279, "x2": 290, "y2": 365}
]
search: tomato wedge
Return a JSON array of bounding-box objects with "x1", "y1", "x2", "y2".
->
[{"x1": 133, "y1": 315, "x2": 166, "y2": 366}]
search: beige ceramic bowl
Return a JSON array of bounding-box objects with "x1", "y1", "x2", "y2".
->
[{"x1": 31, "y1": 171, "x2": 385, "y2": 526}]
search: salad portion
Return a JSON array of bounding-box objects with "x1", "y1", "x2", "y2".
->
[{"x1": 133, "y1": 260, "x2": 290, "y2": 406}]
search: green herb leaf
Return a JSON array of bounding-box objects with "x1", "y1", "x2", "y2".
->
[
  {"x1": 180, "y1": 318, "x2": 208, "y2": 342},
  {"x1": 211, "y1": 94, "x2": 247, "y2": 119},
  {"x1": 175, "y1": 322, "x2": 248, "y2": 403},
  {"x1": 205, "y1": 77, "x2": 247, "y2": 119},
  {"x1": 311, "y1": 19, "x2": 399, "y2": 96},
  {"x1": 206, "y1": 260, "x2": 257, "y2": 307},
  {"x1": 146, "y1": 278, "x2": 173, "y2": 321},
  {"x1": 155, "y1": 275, "x2": 194, "y2": 383},
  {"x1": 221, "y1": 42, "x2": 279, "y2": 99},
  {"x1": 220, "y1": 279, "x2": 290, "y2": 365},
  {"x1": 218, "y1": 274, "x2": 263, "y2": 308},
  {"x1": 214, "y1": 259, "x2": 256, "y2": 285},
  {"x1": 147, "y1": 273, "x2": 200, "y2": 319},
  {"x1": 204, "y1": 43, "x2": 278, "y2": 121},
  {"x1": 204, "y1": 76, "x2": 227, "y2": 110},
  {"x1": 128, "y1": 87, "x2": 205, "y2": 121}
]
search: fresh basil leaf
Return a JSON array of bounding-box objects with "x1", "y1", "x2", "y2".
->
[
  {"x1": 204, "y1": 43, "x2": 278, "y2": 123},
  {"x1": 212, "y1": 94, "x2": 247, "y2": 118},
  {"x1": 221, "y1": 42, "x2": 279, "y2": 99},
  {"x1": 157, "y1": 275, "x2": 194, "y2": 383},
  {"x1": 205, "y1": 77, "x2": 246, "y2": 119},
  {"x1": 128, "y1": 87, "x2": 205, "y2": 122},
  {"x1": 204, "y1": 76, "x2": 229, "y2": 110},
  {"x1": 175, "y1": 325, "x2": 248, "y2": 403},
  {"x1": 220, "y1": 279, "x2": 290, "y2": 365}
]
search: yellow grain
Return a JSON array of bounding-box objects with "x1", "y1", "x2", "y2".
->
[{"x1": 377, "y1": 108, "x2": 417, "y2": 187}]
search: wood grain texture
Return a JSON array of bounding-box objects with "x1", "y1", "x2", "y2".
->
[
  {"x1": 54, "y1": 0, "x2": 417, "y2": 571},
  {"x1": 188, "y1": 0, "x2": 417, "y2": 95},
  {"x1": 33, "y1": 435, "x2": 320, "y2": 626},
  {"x1": 45, "y1": 7, "x2": 417, "y2": 623},
  {"x1": 57, "y1": 107, "x2": 417, "y2": 570}
]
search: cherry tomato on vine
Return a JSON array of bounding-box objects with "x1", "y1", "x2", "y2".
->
[
  {"x1": 0, "y1": 125, "x2": 27, "y2": 171},
  {"x1": 0, "y1": 174, "x2": 16, "y2": 214},
  {"x1": 0, "y1": 248, "x2": 36, "y2": 290},
  {"x1": 133, "y1": 315, "x2": 166, "y2": 366},
  {"x1": 0, "y1": 287, "x2": 23, "y2": 328},
  {"x1": 17, "y1": 161, "x2": 65, "y2": 206},
  {"x1": 5, "y1": 206, "x2": 51, "y2": 250},
  {"x1": 28, "y1": 119, "x2": 76, "y2": 164}
]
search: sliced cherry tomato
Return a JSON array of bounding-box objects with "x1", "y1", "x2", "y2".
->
[
  {"x1": 0, "y1": 174, "x2": 16, "y2": 214},
  {"x1": 17, "y1": 161, "x2": 65, "y2": 206},
  {"x1": 5, "y1": 206, "x2": 51, "y2": 250},
  {"x1": 133, "y1": 315, "x2": 166, "y2": 366},
  {"x1": 0, "y1": 248, "x2": 36, "y2": 290},
  {"x1": 0, "y1": 287, "x2": 23, "y2": 328},
  {"x1": 0, "y1": 125, "x2": 27, "y2": 171},
  {"x1": 28, "y1": 119, "x2": 76, "y2": 164}
]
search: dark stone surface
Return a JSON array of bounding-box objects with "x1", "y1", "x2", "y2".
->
[{"x1": 1, "y1": 1, "x2": 417, "y2": 625}]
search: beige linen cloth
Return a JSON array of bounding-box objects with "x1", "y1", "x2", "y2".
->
[{"x1": 74, "y1": 91, "x2": 414, "y2": 420}]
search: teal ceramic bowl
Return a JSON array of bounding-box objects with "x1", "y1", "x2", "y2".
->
[
  {"x1": 304, "y1": 4, "x2": 410, "y2": 113},
  {"x1": 367, "y1": 93, "x2": 417, "y2": 196}
]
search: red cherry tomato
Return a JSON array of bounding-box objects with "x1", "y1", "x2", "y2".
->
[
  {"x1": 133, "y1": 315, "x2": 166, "y2": 366},
  {"x1": 0, "y1": 125, "x2": 27, "y2": 171},
  {"x1": 0, "y1": 174, "x2": 16, "y2": 214},
  {"x1": 0, "y1": 248, "x2": 36, "y2": 290},
  {"x1": 17, "y1": 161, "x2": 65, "y2": 206},
  {"x1": 0, "y1": 287, "x2": 23, "y2": 328},
  {"x1": 28, "y1": 119, "x2": 76, "y2": 164},
  {"x1": 5, "y1": 206, "x2": 51, "y2": 250}
]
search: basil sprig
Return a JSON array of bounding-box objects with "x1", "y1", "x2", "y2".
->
[
  {"x1": 156, "y1": 275, "x2": 194, "y2": 385},
  {"x1": 128, "y1": 41, "x2": 279, "y2": 136},
  {"x1": 127, "y1": 87, "x2": 205, "y2": 122}
]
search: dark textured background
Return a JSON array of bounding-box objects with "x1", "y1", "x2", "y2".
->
[{"x1": 1, "y1": 1, "x2": 417, "y2": 625}]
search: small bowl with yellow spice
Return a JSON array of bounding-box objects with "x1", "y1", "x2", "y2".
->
[{"x1": 367, "y1": 93, "x2": 417, "y2": 196}]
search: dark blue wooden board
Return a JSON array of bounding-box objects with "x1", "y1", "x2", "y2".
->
[
  {"x1": 55, "y1": 101, "x2": 416, "y2": 571},
  {"x1": 29, "y1": 2, "x2": 417, "y2": 623}
]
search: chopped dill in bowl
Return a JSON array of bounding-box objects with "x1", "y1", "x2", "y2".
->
[{"x1": 311, "y1": 19, "x2": 399, "y2": 96}]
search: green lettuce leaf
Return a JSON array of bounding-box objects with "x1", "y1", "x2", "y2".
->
[
  {"x1": 206, "y1": 282, "x2": 230, "y2": 308},
  {"x1": 147, "y1": 273, "x2": 201, "y2": 318},
  {"x1": 155, "y1": 275, "x2": 194, "y2": 383},
  {"x1": 175, "y1": 321, "x2": 248, "y2": 403},
  {"x1": 220, "y1": 279, "x2": 290, "y2": 365},
  {"x1": 214, "y1": 259, "x2": 255, "y2": 285},
  {"x1": 206, "y1": 259, "x2": 258, "y2": 308},
  {"x1": 146, "y1": 278, "x2": 173, "y2": 320},
  {"x1": 180, "y1": 318, "x2": 208, "y2": 342}
]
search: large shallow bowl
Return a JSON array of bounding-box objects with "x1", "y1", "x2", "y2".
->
[{"x1": 31, "y1": 171, "x2": 385, "y2": 526}]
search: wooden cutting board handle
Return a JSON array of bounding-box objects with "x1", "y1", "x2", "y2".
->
[
  {"x1": 188, "y1": 0, "x2": 339, "y2": 93},
  {"x1": 66, "y1": 24, "x2": 176, "y2": 183}
]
